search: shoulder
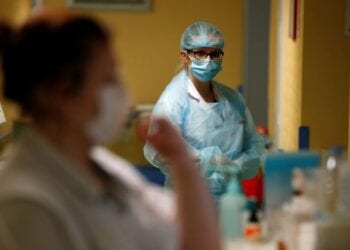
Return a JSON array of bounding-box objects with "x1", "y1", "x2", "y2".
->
[
  {"x1": 0, "y1": 178, "x2": 84, "y2": 250},
  {"x1": 0, "y1": 161, "x2": 77, "y2": 226},
  {"x1": 157, "y1": 70, "x2": 189, "y2": 105},
  {"x1": 0, "y1": 187, "x2": 68, "y2": 222},
  {"x1": 0, "y1": 156, "x2": 55, "y2": 203},
  {"x1": 214, "y1": 81, "x2": 247, "y2": 108},
  {"x1": 152, "y1": 70, "x2": 189, "y2": 118}
]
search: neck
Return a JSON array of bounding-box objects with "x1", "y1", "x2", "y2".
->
[
  {"x1": 33, "y1": 118, "x2": 93, "y2": 174},
  {"x1": 33, "y1": 118, "x2": 109, "y2": 188},
  {"x1": 188, "y1": 72, "x2": 216, "y2": 102}
]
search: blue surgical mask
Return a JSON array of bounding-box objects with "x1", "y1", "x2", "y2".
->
[{"x1": 189, "y1": 58, "x2": 222, "y2": 83}]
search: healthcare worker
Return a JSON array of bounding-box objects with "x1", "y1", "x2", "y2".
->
[
  {"x1": 0, "y1": 11, "x2": 220, "y2": 250},
  {"x1": 144, "y1": 22, "x2": 265, "y2": 198}
]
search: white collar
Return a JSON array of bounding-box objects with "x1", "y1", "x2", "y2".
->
[{"x1": 187, "y1": 77, "x2": 219, "y2": 104}]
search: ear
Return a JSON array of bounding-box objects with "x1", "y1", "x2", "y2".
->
[
  {"x1": 40, "y1": 79, "x2": 77, "y2": 114},
  {"x1": 180, "y1": 51, "x2": 190, "y2": 68}
]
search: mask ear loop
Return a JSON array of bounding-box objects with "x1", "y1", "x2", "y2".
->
[{"x1": 181, "y1": 50, "x2": 192, "y2": 71}]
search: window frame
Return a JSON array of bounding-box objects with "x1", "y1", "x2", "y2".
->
[{"x1": 67, "y1": 0, "x2": 152, "y2": 12}]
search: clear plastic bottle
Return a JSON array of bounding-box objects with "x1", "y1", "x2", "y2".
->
[
  {"x1": 336, "y1": 153, "x2": 350, "y2": 218},
  {"x1": 219, "y1": 176, "x2": 246, "y2": 241},
  {"x1": 318, "y1": 145, "x2": 349, "y2": 219}
]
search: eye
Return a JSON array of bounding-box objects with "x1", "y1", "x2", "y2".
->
[
  {"x1": 210, "y1": 51, "x2": 220, "y2": 58},
  {"x1": 194, "y1": 51, "x2": 207, "y2": 58},
  {"x1": 210, "y1": 51, "x2": 224, "y2": 59}
]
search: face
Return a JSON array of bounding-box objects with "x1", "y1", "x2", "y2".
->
[
  {"x1": 62, "y1": 42, "x2": 121, "y2": 140},
  {"x1": 180, "y1": 47, "x2": 223, "y2": 84}
]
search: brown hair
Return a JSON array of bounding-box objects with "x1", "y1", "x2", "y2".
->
[{"x1": 0, "y1": 13, "x2": 110, "y2": 114}]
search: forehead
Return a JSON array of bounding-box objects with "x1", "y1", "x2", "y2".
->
[
  {"x1": 81, "y1": 43, "x2": 116, "y2": 84},
  {"x1": 89, "y1": 41, "x2": 115, "y2": 62}
]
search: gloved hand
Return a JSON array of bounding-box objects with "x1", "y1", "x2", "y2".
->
[
  {"x1": 208, "y1": 155, "x2": 241, "y2": 177},
  {"x1": 207, "y1": 171, "x2": 226, "y2": 197},
  {"x1": 201, "y1": 147, "x2": 241, "y2": 197},
  {"x1": 198, "y1": 146, "x2": 224, "y2": 176}
]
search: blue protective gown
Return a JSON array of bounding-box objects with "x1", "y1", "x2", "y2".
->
[{"x1": 144, "y1": 70, "x2": 265, "y2": 195}]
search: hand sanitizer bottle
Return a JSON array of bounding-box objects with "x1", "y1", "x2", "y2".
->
[{"x1": 219, "y1": 176, "x2": 247, "y2": 241}]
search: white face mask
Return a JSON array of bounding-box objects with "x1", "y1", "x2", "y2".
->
[{"x1": 85, "y1": 83, "x2": 130, "y2": 145}]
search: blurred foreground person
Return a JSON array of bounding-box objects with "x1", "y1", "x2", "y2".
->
[{"x1": 0, "y1": 10, "x2": 219, "y2": 250}]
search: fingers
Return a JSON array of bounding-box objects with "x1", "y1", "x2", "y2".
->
[
  {"x1": 147, "y1": 117, "x2": 190, "y2": 161},
  {"x1": 134, "y1": 114, "x2": 151, "y2": 143},
  {"x1": 135, "y1": 115, "x2": 192, "y2": 166}
]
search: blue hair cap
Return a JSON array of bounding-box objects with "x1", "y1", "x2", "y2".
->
[{"x1": 180, "y1": 21, "x2": 224, "y2": 50}]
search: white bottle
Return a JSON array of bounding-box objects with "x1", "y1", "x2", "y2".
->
[
  {"x1": 336, "y1": 153, "x2": 350, "y2": 218},
  {"x1": 319, "y1": 146, "x2": 341, "y2": 218},
  {"x1": 219, "y1": 176, "x2": 246, "y2": 241}
]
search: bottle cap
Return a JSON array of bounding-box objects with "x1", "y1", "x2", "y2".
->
[
  {"x1": 249, "y1": 209, "x2": 259, "y2": 223},
  {"x1": 330, "y1": 145, "x2": 344, "y2": 155},
  {"x1": 226, "y1": 176, "x2": 242, "y2": 194}
]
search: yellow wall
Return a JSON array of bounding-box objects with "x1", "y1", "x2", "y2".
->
[
  {"x1": 0, "y1": 0, "x2": 245, "y2": 164},
  {"x1": 302, "y1": 0, "x2": 350, "y2": 150},
  {"x1": 0, "y1": 0, "x2": 31, "y2": 136},
  {"x1": 270, "y1": 0, "x2": 350, "y2": 151},
  {"x1": 0, "y1": 0, "x2": 31, "y2": 24}
]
